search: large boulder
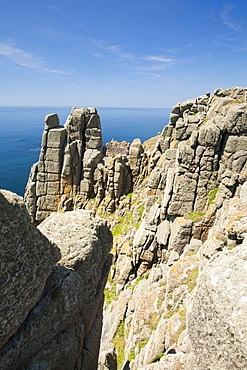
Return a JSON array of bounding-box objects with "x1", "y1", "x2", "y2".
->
[
  {"x1": 188, "y1": 243, "x2": 247, "y2": 370},
  {"x1": 38, "y1": 210, "x2": 113, "y2": 369},
  {"x1": 0, "y1": 266, "x2": 86, "y2": 370},
  {"x1": 0, "y1": 190, "x2": 60, "y2": 348},
  {"x1": 0, "y1": 192, "x2": 112, "y2": 370},
  {"x1": 38, "y1": 210, "x2": 113, "y2": 310}
]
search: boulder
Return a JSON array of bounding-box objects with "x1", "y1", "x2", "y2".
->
[
  {"x1": 0, "y1": 194, "x2": 112, "y2": 370},
  {"x1": 38, "y1": 210, "x2": 113, "y2": 302},
  {"x1": 44, "y1": 113, "x2": 59, "y2": 130},
  {"x1": 0, "y1": 266, "x2": 85, "y2": 370},
  {"x1": 188, "y1": 243, "x2": 247, "y2": 370},
  {"x1": 0, "y1": 190, "x2": 60, "y2": 348}
]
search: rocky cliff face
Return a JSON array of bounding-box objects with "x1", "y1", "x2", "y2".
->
[
  {"x1": 97, "y1": 86, "x2": 247, "y2": 370},
  {"x1": 24, "y1": 108, "x2": 141, "y2": 223},
  {"x1": 23, "y1": 86, "x2": 247, "y2": 369},
  {"x1": 0, "y1": 190, "x2": 112, "y2": 370}
]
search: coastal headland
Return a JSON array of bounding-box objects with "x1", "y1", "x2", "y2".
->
[{"x1": 1, "y1": 86, "x2": 247, "y2": 369}]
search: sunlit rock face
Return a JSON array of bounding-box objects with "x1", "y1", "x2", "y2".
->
[
  {"x1": 21, "y1": 87, "x2": 247, "y2": 369},
  {"x1": 97, "y1": 87, "x2": 247, "y2": 370},
  {"x1": 24, "y1": 107, "x2": 103, "y2": 223}
]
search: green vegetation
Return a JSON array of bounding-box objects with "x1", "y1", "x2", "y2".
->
[
  {"x1": 105, "y1": 187, "x2": 146, "y2": 257},
  {"x1": 138, "y1": 338, "x2": 149, "y2": 349},
  {"x1": 104, "y1": 275, "x2": 117, "y2": 307},
  {"x1": 187, "y1": 212, "x2": 205, "y2": 223},
  {"x1": 179, "y1": 266, "x2": 199, "y2": 293},
  {"x1": 168, "y1": 308, "x2": 187, "y2": 346},
  {"x1": 128, "y1": 347, "x2": 135, "y2": 362},
  {"x1": 113, "y1": 320, "x2": 126, "y2": 369},
  {"x1": 131, "y1": 276, "x2": 144, "y2": 291},
  {"x1": 111, "y1": 202, "x2": 144, "y2": 237},
  {"x1": 104, "y1": 286, "x2": 117, "y2": 306},
  {"x1": 159, "y1": 281, "x2": 166, "y2": 287},
  {"x1": 187, "y1": 249, "x2": 199, "y2": 256},
  {"x1": 165, "y1": 310, "x2": 176, "y2": 319},
  {"x1": 157, "y1": 298, "x2": 163, "y2": 310},
  {"x1": 179, "y1": 307, "x2": 187, "y2": 319},
  {"x1": 151, "y1": 353, "x2": 164, "y2": 363},
  {"x1": 131, "y1": 273, "x2": 149, "y2": 292},
  {"x1": 112, "y1": 217, "x2": 125, "y2": 237},
  {"x1": 146, "y1": 311, "x2": 159, "y2": 331},
  {"x1": 186, "y1": 268, "x2": 199, "y2": 293},
  {"x1": 207, "y1": 187, "x2": 219, "y2": 205},
  {"x1": 170, "y1": 321, "x2": 186, "y2": 345}
]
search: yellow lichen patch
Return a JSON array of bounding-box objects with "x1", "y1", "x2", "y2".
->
[
  {"x1": 120, "y1": 242, "x2": 132, "y2": 255},
  {"x1": 147, "y1": 189, "x2": 156, "y2": 196},
  {"x1": 63, "y1": 183, "x2": 72, "y2": 195},
  {"x1": 157, "y1": 153, "x2": 166, "y2": 166},
  {"x1": 206, "y1": 203, "x2": 216, "y2": 216},
  {"x1": 166, "y1": 255, "x2": 199, "y2": 310},
  {"x1": 131, "y1": 284, "x2": 165, "y2": 335},
  {"x1": 143, "y1": 135, "x2": 159, "y2": 152},
  {"x1": 55, "y1": 194, "x2": 62, "y2": 210},
  {"x1": 165, "y1": 309, "x2": 187, "y2": 349},
  {"x1": 170, "y1": 140, "x2": 178, "y2": 149},
  {"x1": 176, "y1": 216, "x2": 192, "y2": 225}
]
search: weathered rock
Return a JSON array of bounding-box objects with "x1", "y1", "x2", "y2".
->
[
  {"x1": 0, "y1": 266, "x2": 85, "y2": 370},
  {"x1": 0, "y1": 190, "x2": 60, "y2": 349},
  {"x1": 44, "y1": 113, "x2": 59, "y2": 130},
  {"x1": 25, "y1": 107, "x2": 103, "y2": 223},
  {"x1": 188, "y1": 243, "x2": 247, "y2": 370},
  {"x1": 20, "y1": 87, "x2": 247, "y2": 369},
  {"x1": 105, "y1": 139, "x2": 130, "y2": 157},
  {"x1": 168, "y1": 217, "x2": 193, "y2": 255},
  {"x1": 0, "y1": 193, "x2": 112, "y2": 370},
  {"x1": 38, "y1": 210, "x2": 113, "y2": 301},
  {"x1": 98, "y1": 87, "x2": 247, "y2": 370},
  {"x1": 137, "y1": 353, "x2": 197, "y2": 370},
  {"x1": 128, "y1": 138, "x2": 144, "y2": 179}
]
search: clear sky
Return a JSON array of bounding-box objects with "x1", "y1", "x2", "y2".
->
[{"x1": 0, "y1": 0, "x2": 247, "y2": 108}]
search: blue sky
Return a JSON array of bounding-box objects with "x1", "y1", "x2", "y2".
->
[{"x1": 0, "y1": 0, "x2": 247, "y2": 107}]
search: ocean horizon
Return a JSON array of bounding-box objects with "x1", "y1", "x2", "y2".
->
[{"x1": 0, "y1": 106, "x2": 170, "y2": 196}]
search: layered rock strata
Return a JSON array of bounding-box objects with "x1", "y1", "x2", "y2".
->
[{"x1": 0, "y1": 190, "x2": 112, "y2": 370}]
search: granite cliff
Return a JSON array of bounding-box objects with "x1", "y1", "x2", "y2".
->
[{"x1": 12, "y1": 86, "x2": 247, "y2": 369}]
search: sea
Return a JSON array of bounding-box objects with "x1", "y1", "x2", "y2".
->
[{"x1": 0, "y1": 107, "x2": 171, "y2": 196}]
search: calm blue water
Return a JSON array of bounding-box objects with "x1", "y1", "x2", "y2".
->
[{"x1": 0, "y1": 107, "x2": 170, "y2": 196}]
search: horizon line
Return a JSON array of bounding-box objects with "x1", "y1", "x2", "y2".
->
[{"x1": 0, "y1": 105, "x2": 172, "y2": 110}]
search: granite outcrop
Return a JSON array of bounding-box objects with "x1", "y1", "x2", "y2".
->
[
  {"x1": 24, "y1": 109, "x2": 142, "y2": 223},
  {"x1": 22, "y1": 86, "x2": 247, "y2": 369},
  {"x1": 96, "y1": 87, "x2": 247, "y2": 369},
  {"x1": 0, "y1": 190, "x2": 112, "y2": 370}
]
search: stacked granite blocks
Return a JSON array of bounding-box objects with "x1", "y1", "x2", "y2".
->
[
  {"x1": 25, "y1": 108, "x2": 103, "y2": 223},
  {"x1": 147, "y1": 87, "x2": 247, "y2": 218},
  {"x1": 63, "y1": 107, "x2": 102, "y2": 201},
  {"x1": 36, "y1": 114, "x2": 67, "y2": 221}
]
